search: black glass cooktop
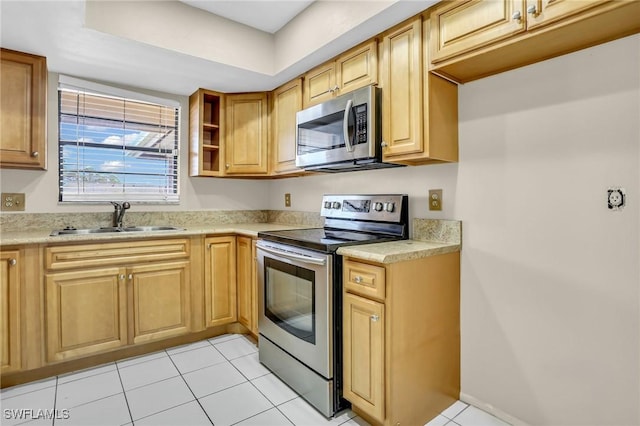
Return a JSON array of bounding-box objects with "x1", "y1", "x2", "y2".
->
[{"x1": 257, "y1": 228, "x2": 403, "y2": 253}]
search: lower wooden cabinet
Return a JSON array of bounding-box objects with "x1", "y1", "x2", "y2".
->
[
  {"x1": 1, "y1": 250, "x2": 22, "y2": 373},
  {"x1": 204, "y1": 236, "x2": 237, "y2": 327},
  {"x1": 236, "y1": 236, "x2": 258, "y2": 334},
  {"x1": 45, "y1": 267, "x2": 128, "y2": 362},
  {"x1": 129, "y1": 261, "x2": 190, "y2": 345},
  {"x1": 43, "y1": 239, "x2": 191, "y2": 362},
  {"x1": 343, "y1": 293, "x2": 385, "y2": 423},
  {"x1": 343, "y1": 253, "x2": 461, "y2": 426}
]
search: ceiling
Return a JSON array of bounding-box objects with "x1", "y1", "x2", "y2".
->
[
  {"x1": 0, "y1": 1, "x2": 436, "y2": 96},
  {"x1": 178, "y1": 0, "x2": 315, "y2": 33}
]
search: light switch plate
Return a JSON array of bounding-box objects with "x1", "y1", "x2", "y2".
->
[{"x1": 1, "y1": 193, "x2": 26, "y2": 211}]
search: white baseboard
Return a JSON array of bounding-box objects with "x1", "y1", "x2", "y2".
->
[{"x1": 459, "y1": 392, "x2": 530, "y2": 426}]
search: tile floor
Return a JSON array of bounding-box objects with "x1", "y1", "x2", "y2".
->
[{"x1": 1, "y1": 334, "x2": 510, "y2": 426}]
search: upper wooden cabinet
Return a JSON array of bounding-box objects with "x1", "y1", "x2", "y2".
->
[
  {"x1": 303, "y1": 40, "x2": 378, "y2": 108},
  {"x1": 381, "y1": 17, "x2": 458, "y2": 165},
  {"x1": 225, "y1": 93, "x2": 269, "y2": 175},
  {"x1": 0, "y1": 49, "x2": 47, "y2": 170},
  {"x1": 1, "y1": 250, "x2": 21, "y2": 374},
  {"x1": 429, "y1": 0, "x2": 640, "y2": 83},
  {"x1": 270, "y1": 78, "x2": 304, "y2": 176},
  {"x1": 189, "y1": 89, "x2": 224, "y2": 176}
]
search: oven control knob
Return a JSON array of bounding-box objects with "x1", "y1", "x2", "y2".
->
[
  {"x1": 373, "y1": 202, "x2": 384, "y2": 212},
  {"x1": 332, "y1": 201, "x2": 341, "y2": 210},
  {"x1": 324, "y1": 201, "x2": 332, "y2": 209},
  {"x1": 384, "y1": 202, "x2": 395, "y2": 212}
]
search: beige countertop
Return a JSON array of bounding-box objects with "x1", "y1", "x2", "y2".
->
[
  {"x1": 337, "y1": 239, "x2": 461, "y2": 264},
  {"x1": 0, "y1": 223, "x2": 314, "y2": 246}
]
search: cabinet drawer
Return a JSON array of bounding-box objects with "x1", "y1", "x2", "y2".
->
[
  {"x1": 344, "y1": 259, "x2": 386, "y2": 301},
  {"x1": 45, "y1": 239, "x2": 190, "y2": 271}
]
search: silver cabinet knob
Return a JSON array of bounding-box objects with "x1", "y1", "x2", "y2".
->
[
  {"x1": 354, "y1": 276, "x2": 363, "y2": 284},
  {"x1": 128, "y1": 274, "x2": 133, "y2": 280},
  {"x1": 8, "y1": 258, "x2": 17, "y2": 266},
  {"x1": 512, "y1": 10, "x2": 522, "y2": 21},
  {"x1": 527, "y1": 4, "x2": 537, "y2": 14},
  {"x1": 333, "y1": 85, "x2": 340, "y2": 92},
  {"x1": 370, "y1": 315, "x2": 379, "y2": 322},
  {"x1": 119, "y1": 274, "x2": 125, "y2": 280},
  {"x1": 381, "y1": 141, "x2": 388, "y2": 148},
  {"x1": 207, "y1": 243, "x2": 212, "y2": 249},
  {"x1": 31, "y1": 151, "x2": 39, "y2": 157},
  {"x1": 225, "y1": 164, "x2": 230, "y2": 169}
]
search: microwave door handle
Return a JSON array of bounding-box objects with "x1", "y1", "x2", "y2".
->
[
  {"x1": 259, "y1": 245, "x2": 327, "y2": 266},
  {"x1": 343, "y1": 99, "x2": 354, "y2": 152}
]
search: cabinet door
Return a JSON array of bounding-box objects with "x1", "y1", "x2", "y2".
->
[
  {"x1": 45, "y1": 268, "x2": 127, "y2": 362},
  {"x1": 0, "y1": 49, "x2": 47, "y2": 169},
  {"x1": 429, "y1": 0, "x2": 526, "y2": 64},
  {"x1": 1, "y1": 251, "x2": 21, "y2": 373},
  {"x1": 381, "y1": 18, "x2": 424, "y2": 158},
  {"x1": 343, "y1": 293, "x2": 385, "y2": 423},
  {"x1": 236, "y1": 236, "x2": 253, "y2": 330},
  {"x1": 303, "y1": 62, "x2": 336, "y2": 108},
  {"x1": 271, "y1": 78, "x2": 303, "y2": 175},
  {"x1": 225, "y1": 93, "x2": 268, "y2": 175},
  {"x1": 525, "y1": 0, "x2": 608, "y2": 30},
  {"x1": 204, "y1": 236, "x2": 237, "y2": 327},
  {"x1": 129, "y1": 261, "x2": 190, "y2": 345},
  {"x1": 336, "y1": 40, "x2": 378, "y2": 96}
]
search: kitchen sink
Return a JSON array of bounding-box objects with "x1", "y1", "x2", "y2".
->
[{"x1": 50, "y1": 226, "x2": 183, "y2": 236}]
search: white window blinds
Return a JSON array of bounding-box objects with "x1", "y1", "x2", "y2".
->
[{"x1": 58, "y1": 76, "x2": 180, "y2": 203}]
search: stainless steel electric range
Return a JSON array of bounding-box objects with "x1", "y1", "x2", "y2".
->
[{"x1": 256, "y1": 194, "x2": 408, "y2": 417}]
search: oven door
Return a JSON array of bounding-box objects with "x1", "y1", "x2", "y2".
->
[{"x1": 257, "y1": 240, "x2": 333, "y2": 379}]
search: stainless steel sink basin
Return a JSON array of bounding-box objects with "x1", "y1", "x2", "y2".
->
[
  {"x1": 122, "y1": 226, "x2": 184, "y2": 232},
  {"x1": 50, "y1": 226, "x2": 183, "y2": 236}
]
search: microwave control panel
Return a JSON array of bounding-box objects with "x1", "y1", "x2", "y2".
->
[{"x1": 354, "y1": 104, "x2": 367, "y2": 144}]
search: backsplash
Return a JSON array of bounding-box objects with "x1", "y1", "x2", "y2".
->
[
  {"x1": 0, "y1": 210, "x2": 324, "y2": 232},
  {"x1": 412, "y1": 219, "x2": 461, "y2": 245}
]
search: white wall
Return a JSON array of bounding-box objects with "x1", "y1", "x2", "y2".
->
[
  {"x1": 0, "y1": 72, "x2": 270, "y2": 213},
  {"x1": 268, "y1": 35, "x2": 640, "y2": 425}
]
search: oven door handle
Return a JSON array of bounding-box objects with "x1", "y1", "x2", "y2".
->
[{"x1": 258, "y1": 245, "x2": 327, "y2": 266}]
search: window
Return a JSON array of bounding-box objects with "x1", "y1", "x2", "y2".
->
[{"x1": 58, "y1": 76, "x2": 180, "y2": 203}]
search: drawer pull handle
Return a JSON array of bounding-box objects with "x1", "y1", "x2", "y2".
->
[
  {"x1": 371, "y1": 315, "x2": 379, "y2": 322},
  {"x1": 8, "y1": 258, "x2": 17, "y2": 266},
  {"x1": 354, "y1": 276, "x2": 363, "y2": 284}
]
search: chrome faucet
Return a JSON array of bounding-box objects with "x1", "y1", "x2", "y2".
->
[{"x1": 110, "y1": 201, "x2": 131, "y2": 228}]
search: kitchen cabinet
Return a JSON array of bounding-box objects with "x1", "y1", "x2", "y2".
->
[
  {"x1": 381, "y1": 17, "x2": 458, "y2": 165},
  {"x1": 303, "y1": 40, "x2": 378, "y2": 108},
  {"x1": 1, "y1": 250, "x2": 21, "y2": 373},
  {"x1": 0, "y1": 48, "x2": 47, "y2": 170},
  {"x1": 270, "y1": 78, "x2": 304, "y2": 176},
  {"x1": 204, "y1": 236, "x2": 237, "y2": 328},
  {"x1": 189, "y1": 89, "x2": 225, "y2": 176},
  {"x1": 236, "y1": 236, "x2": 258, "y2": 335},
  {"x1": 428, "y1": 0, "x2": 640, "y2": 83},
  {"x1": 225, "y1": 93, "x2": 269, "y2": 175},
  {"x1": 342, "y1": 253, "x2": 460, "y2": 426},
  {"x1": 44, "y1": 239, "x2": 191, "y2": 362}
]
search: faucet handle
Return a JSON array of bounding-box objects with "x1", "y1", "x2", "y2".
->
[{"x1": 122, "y1": 202, "x2": 131, "y2": 210}]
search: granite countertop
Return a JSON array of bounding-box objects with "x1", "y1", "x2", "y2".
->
[
  {"x1": 0, "y1": 223, "x2": 314, "y2": 246},
  {"x1": 337, "y1": 239, "x2": 460, "y2": 264}
]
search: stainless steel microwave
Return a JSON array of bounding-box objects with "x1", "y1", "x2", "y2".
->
[{"x1": 295, "y1": 85, "x2": 403, "y2": 172}]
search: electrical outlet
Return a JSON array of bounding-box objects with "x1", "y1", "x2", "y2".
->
[
  {"x1": 608, "y1": 187, "x2": 625, "y2": 211},
  {"x1": 428, "y1": 189, "x2": 442, "y2": 211},
  {"x1": 1, "y1": 193, "x2": 25, "y2": 211},
  {"x1": 284, "y1": 193, "x2": 291, "y2": 208}
]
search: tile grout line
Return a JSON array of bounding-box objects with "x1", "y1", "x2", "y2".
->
[
  {"x1": 165, "y1": 348, "x2": 215, "y2": 426},
  {"x1": 51, "y1": 376, "x2": 58, "y2": 426},
  {"x1": 114, "y1": 359, "x2": 135, "y2": 425}
]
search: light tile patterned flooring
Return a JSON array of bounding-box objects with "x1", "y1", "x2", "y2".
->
[{"x1": 1, "y1": 334, "x2": 510, "y2": 426}]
